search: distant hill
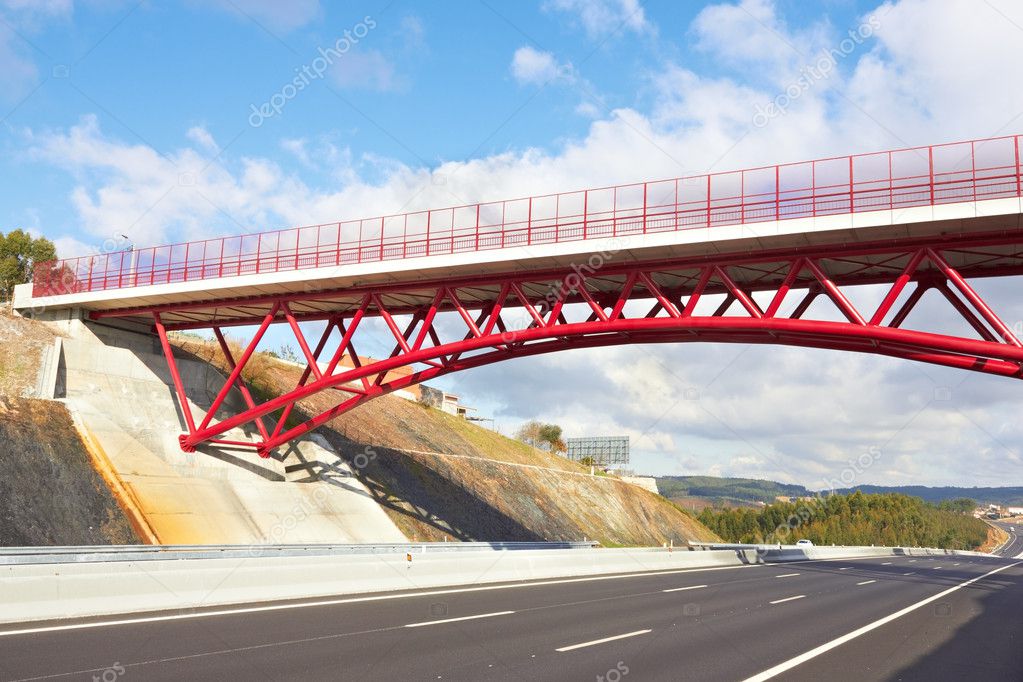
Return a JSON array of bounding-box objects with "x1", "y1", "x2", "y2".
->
[
  {"x1": 656, "y1": 476, "x2": 810, "y2": 505},
  {"x1": 656, "y1": 475, "x2": 1023, "y2": 507},
  {"x1": 840, "y1": 485, "x2": 1023, "y2": 507}
]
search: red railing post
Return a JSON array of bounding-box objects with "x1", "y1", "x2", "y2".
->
[
  {"x1": 527, "y1": 197, "x2": 533, "y2": 245},
  {"x1": 379, "y1": 216, "x2": 385, "y2": 259},
  {"x1": 705, "y1": 175, "x2": 712, "y2": 227},
  {"x1": 475, "y1": 204, "x2": 480, "y2": 251},
  {"x1": 888, "y1": 151, "x2": 893, "y2": 210},
  {"x1": 1015, "y1": 134, "x2": 1021, "y2": 197},
  {"x1": 928, "y1": 145, "x2": 935, "y2": 205},
  {"x1": 740, "y1": 170, "x2": 745, "y2": 224},
  {"x1": 426, "y1": 211, "x2": 431, "y2": 256},
  {"x1": 642, "y1": 182, "x2": 648, "y2": 233},
  {"x1": 971, "y1": 141, "x2": 976, "y2": 202},
  {"x1": 811, "y1": 160, "x2": 816, "y2": 217},
  {"x1": 612, "y1": 186, "x2": 617, "y2": 236},
  {"x1": 775, "y1": 165, "x2": 780, "y2": 221},
  {"x1": 674, "y1": 178, "x2": 679, "y2": 230},
  {"x1": 848, "y1": 155, "x2": 854, "y2": 213},
  {"x1": 585, "y1": 191, "x2": 593, "y2": 239}
]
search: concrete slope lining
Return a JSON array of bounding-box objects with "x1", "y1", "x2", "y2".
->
[{"x1": 56, "y1": 319, "x2": 406, "y2": 545}]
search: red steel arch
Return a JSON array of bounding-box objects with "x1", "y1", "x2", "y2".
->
[{"x1": 109, "y1": 235, "x2": 1023, "y2": 458}]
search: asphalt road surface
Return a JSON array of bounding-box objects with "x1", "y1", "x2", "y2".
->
[
  {"x1": 1, "y1": 554, "x2": 1021, "y2": 681},
  {"x1": 992, "y1": 521, "x2": 1023, "y2": 558}
]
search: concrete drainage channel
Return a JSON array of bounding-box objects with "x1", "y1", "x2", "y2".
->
[{"x1": 0, "y1": 543, "x2": 989, "y2": 625}]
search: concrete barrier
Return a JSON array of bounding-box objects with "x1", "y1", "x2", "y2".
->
[
  {"x1": 0, "y1": 548, "x2": 748, "y2": 624},
  {"x1": 0, "y1": 544, "x2": 992, "y2": 625}
]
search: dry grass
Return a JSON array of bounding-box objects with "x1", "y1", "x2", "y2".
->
[
  {"x1": 978, "y1": 522, "x2": 1010, "y2": 553},
  {"x1": 0, "y1": 307, "x2": 57, "y2": 398},
  {"x1": 0, "y1": 396, "x2": 140, "y2": 546}
]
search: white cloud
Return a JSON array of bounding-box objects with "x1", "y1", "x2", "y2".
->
[
  {"x1": 545, "y1": 0, "x2": 650, "y2": 39},
  {"x1": 185, "y1": 126, "x2": 218, "y2": 154},
  {"x1": 208, "y1": 0, "x2": 320, "y2": 33},
  {"x1": 0, "y1": 24, "x2": 36, "y2": 101},
  {"x1": 510, "y1": 46, "x2": 562, "y2": 85},
  {"x1": 331, "y1": 49, "x2": 402, "y2": 92},
  {"x1": 24, "y1": 0, "x2": 1023, "y2": 486}
]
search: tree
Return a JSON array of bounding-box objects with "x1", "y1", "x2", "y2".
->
[
  {"x1": 515, "y1": 420, "x2": 543, "y2": 448},
  {"x1": 538, "y1": 423, "x2": 566, "y2": 453},
  {"x1": 0, "y1": 229, "x2": 57, "y2": 300},
  {"x1": 515, "y1": 421, "x2": 566, "y2": 452}
]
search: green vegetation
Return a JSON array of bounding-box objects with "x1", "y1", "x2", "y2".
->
[
  {"x1": 697, "y1": 492, "x2": 990, "y2": 550},
  {"x1": 657, "y1": 475, "x2": 809, "y2": 505},
  {"x1": 0, "y1": 229, "x2": 56, "y2": 300},
  {"x1": 657, "y1": 475, "x2": 1023, "y2": 508},
  {"x1": 936, "y1": 498, "x2": 977, "y2": 514}
]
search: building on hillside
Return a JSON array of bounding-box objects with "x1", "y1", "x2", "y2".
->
[
  {"x1": 565, "y1": 436, "x2": 629, "y2": 470},
  {"x1": 418, "y1": 385, "x2": 476, "y2": 418},
  {"x1": 1006, "y1": 506, "x2": 1023, "y2": 516}
]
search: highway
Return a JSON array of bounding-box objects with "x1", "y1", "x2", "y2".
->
[
  {"x1": 993, "y1": 521, "x2": 1023, "y2": 558},
  {"x1": 1, "y1": 554, "x2": 1021, "y2": 681}
]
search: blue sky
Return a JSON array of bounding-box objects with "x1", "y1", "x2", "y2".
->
[{"x1": 4, "y1": 0, "x2": 1023, "y2": 487}]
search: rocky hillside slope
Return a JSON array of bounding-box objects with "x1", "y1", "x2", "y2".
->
[
  {"x1": 0, "y1": 308, "x2": 141, "y2": 545},
  {"x1": 176, "y1": 335, "x2": 719, "y2": 546}
]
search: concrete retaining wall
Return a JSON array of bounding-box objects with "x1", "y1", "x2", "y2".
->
[{"x1": 0, "y1": 548, "x2": 749, "y2": 624}]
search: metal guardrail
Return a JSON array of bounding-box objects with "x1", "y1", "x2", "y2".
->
[
  {"x1": 32, "y1": 134, "x2": 1023, "y2": 298},
  {"x1": 0, "y1": 541, "x2": 599, "y2": 566}
]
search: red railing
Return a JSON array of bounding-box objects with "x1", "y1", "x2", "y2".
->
[{"x1": 33, "y1": 134, "x2": 1023, "y2": 297}]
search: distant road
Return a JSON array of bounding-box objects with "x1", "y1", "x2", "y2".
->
[
  {"x1": 1, "y1": 555, "x2": 1021, "y2": 681},
  {"x1": 993, "y1": 520, "x2": 1023, "y2": 558}
]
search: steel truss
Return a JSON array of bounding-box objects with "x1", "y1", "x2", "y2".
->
[{"x1": 141, "y1": 238, "x2": 1023, "y2": 458}]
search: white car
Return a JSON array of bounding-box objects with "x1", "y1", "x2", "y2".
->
[{"x1": 795, "y1": 539, "x2": 814, "y2": 547}]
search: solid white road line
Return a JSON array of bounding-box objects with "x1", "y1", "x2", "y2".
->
[
  {"x1": 0, "y1": 563, "x2": 761, "y2": 637},
  {"x1": 769, "y1": 595, "x2": 806, "y2": 605},
  {"x1": 774, "y1": 573, "x2": 800, "y2": 578},
  {"x1": 555, "y1": 629, "x2": 652, "y2": 652},
  {"x1": 838, "y1": 567, "x2": 851, "y2": 571},
  {"x1": 856, "y1": 580, "x2": 877, "y2": 586},
  {"x1": 903, "y1": 572, "x2": 916, "y2": 576},
  {"x1": 881, "y1": 562, "x2": 892, "y2": 565},
  {"x1": 662, "y1": 585, "x2": 708, "y2": 593},
  {"x1": 742, "y1": 561, "x2": 1022, "y2": 682},
  {"x1": 405, "y1": 611, "x2": 514, "y2": 628}
]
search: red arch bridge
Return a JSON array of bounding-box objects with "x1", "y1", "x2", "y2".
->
[{"x1": 20, "y1": 134, "x2": 1023, "y2": 458}]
